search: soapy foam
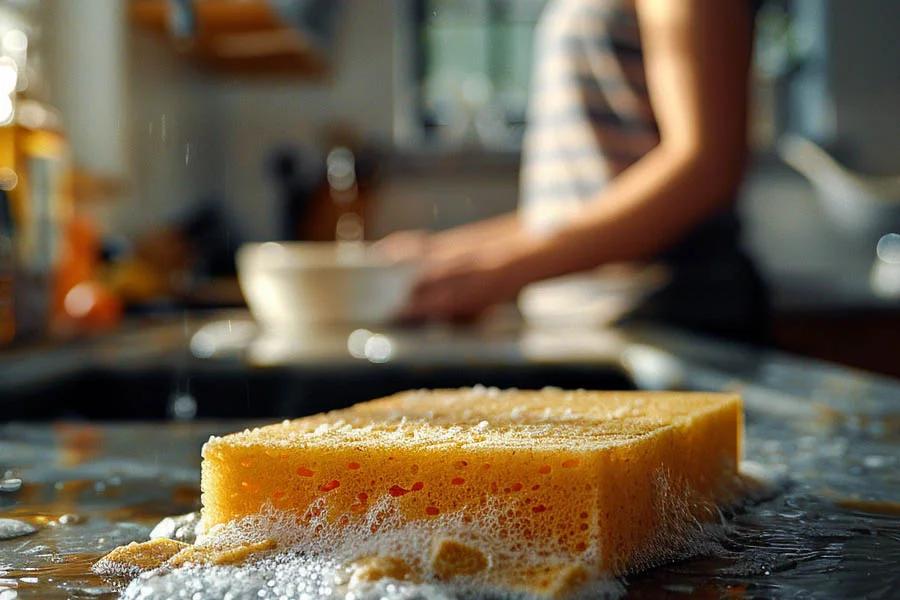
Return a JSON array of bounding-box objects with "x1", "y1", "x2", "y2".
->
[
  {"x1": 195, "y1": 491, "x2": 605, "y2": 587},
  {"x1": 112, "y1": 466, "x2": 767, "y2": 600},
  {"x1": 118, "y1": 496, "x2": 626, "y2": 599}
]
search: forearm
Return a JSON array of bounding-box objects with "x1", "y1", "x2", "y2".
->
[
  {"x1": 431, "y1": 212, "x2": 522, "y2": 250},
  {"x1": 521, "y1": 143, "x2": 746, "y2": 282}
]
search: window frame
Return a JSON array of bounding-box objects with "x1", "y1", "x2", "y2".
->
[{"x1": 396, "y1": 0, "x2": 544, "y2": 150}]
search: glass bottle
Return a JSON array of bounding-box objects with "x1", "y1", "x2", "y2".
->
[{"x1": 0, "y1": 2, "x2": 72, "y2": 341}]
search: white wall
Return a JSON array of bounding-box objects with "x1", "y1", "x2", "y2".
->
[
  {"x1": 45, "y1": 0, "x2": 127, "y2": 180},
  {"x1": 43, "y1": 0, "x2": 221, "y2": 237},
  {"x1": 119, "y1": 27, "x2": 223, "y2": 236}
]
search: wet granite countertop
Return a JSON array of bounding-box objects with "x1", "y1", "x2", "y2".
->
[{"x1": 1, "y1": 313, "x2": 899, "y2": 598}]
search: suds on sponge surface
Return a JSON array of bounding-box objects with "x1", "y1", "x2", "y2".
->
[
  {"x1": 108, "y1": 480, "x2": 772, "y2": 600},
  {"x1": 111, "y1": 498, "x2": 673, "y2": 599},
  {"x1": 99, "y1": 388, "x2": 748, "y2": 599}
]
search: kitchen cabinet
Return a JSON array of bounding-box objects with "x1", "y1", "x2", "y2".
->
[
  {"x1": 129, "y1": 0, "x2": 333, "y2": 77},
  {"x1": 773, "y1": 309, "x2": 900, "y2": 379}
]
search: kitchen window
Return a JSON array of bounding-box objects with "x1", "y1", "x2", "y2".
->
[
  {"x1": 402, "y1": 0, "x2": 791, "y2": 153},
  {"x1": 408, "y1": 0, "x2": 547, "y2": 150}
]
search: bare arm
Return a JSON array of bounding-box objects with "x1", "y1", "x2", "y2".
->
[
  {"x1": 430, "y1": 212, "x2": 521, "y2": 252},
  {"x1": 396, "y1": 0, "x2": 755, "y2": 321},
  {"x1": 521, "y1": 0, "x2": 754, "y2": 281},
  {"x1": 378, "y1": 212, "x2": 522, "y2": 262}
]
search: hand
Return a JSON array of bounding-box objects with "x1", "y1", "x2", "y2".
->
[
  {"x1": 375, "y1": 228, "x2": 478, "y2": 264},
  {"x1": 373, "y1": 229, "x2": 432, "y2": 263},
  {"x1": 398, "y1": 233, "x2": 538, "y2": 323}
]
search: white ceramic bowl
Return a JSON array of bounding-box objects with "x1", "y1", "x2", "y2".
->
[{"x1": 236, "y1": 242, "x2": 419, "y2": 330}]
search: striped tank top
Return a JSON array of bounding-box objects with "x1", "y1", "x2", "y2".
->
[
  {"x1": 520, "y1": 0, "x2": 660, "y2": 236},
  {"x1": 519, "y1": 0, "x2": 757, "y2": 248},
  {"x1": 517, "y1": 0, "x2": 771, "y2": 339}
]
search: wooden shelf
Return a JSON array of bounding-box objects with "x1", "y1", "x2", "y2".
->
[{"x1": 129, "y1": 0, "x2": 330, "y2": 77}]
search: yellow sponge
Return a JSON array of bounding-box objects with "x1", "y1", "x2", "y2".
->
[{"x1": 199, "y1": 389, "x2": 742, "y2": 577}]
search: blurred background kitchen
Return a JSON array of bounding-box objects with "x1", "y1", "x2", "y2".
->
[{"x1": 0, "y1": 0, "x2": 898, "y2": 420}]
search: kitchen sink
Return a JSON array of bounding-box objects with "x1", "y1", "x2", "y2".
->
[{"x1": 3, "y1": 363, "x2": 636, "y2": 422}]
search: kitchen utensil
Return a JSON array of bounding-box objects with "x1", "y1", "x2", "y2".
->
[{"x1": 236, "y1": 241, "x2": 419, "y2": 330}]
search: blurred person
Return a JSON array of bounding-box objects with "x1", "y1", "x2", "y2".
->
[{"x1": 383, "y1": 0, "x2": 770, "y2": 344}]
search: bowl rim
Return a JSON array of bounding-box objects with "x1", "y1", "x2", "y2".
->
[{"x1": 237, "y1": 241, "x2": 420, "y2": 271}]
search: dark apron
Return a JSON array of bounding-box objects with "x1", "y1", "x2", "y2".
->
[{"x1": 620, "y1": 210, "x2": 772, "y2": 346}]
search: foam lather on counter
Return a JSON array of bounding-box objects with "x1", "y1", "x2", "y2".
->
[{"x1": 199, "y1": 388, "x2": 743, "y2": 586}]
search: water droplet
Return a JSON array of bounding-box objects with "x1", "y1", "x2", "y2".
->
[
  {"x1": 170, "y1": 393, "x2": 198, "y2": 420},
  {"x1": 56, "y1": 513, "x2": 87, "y2": 526}
]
